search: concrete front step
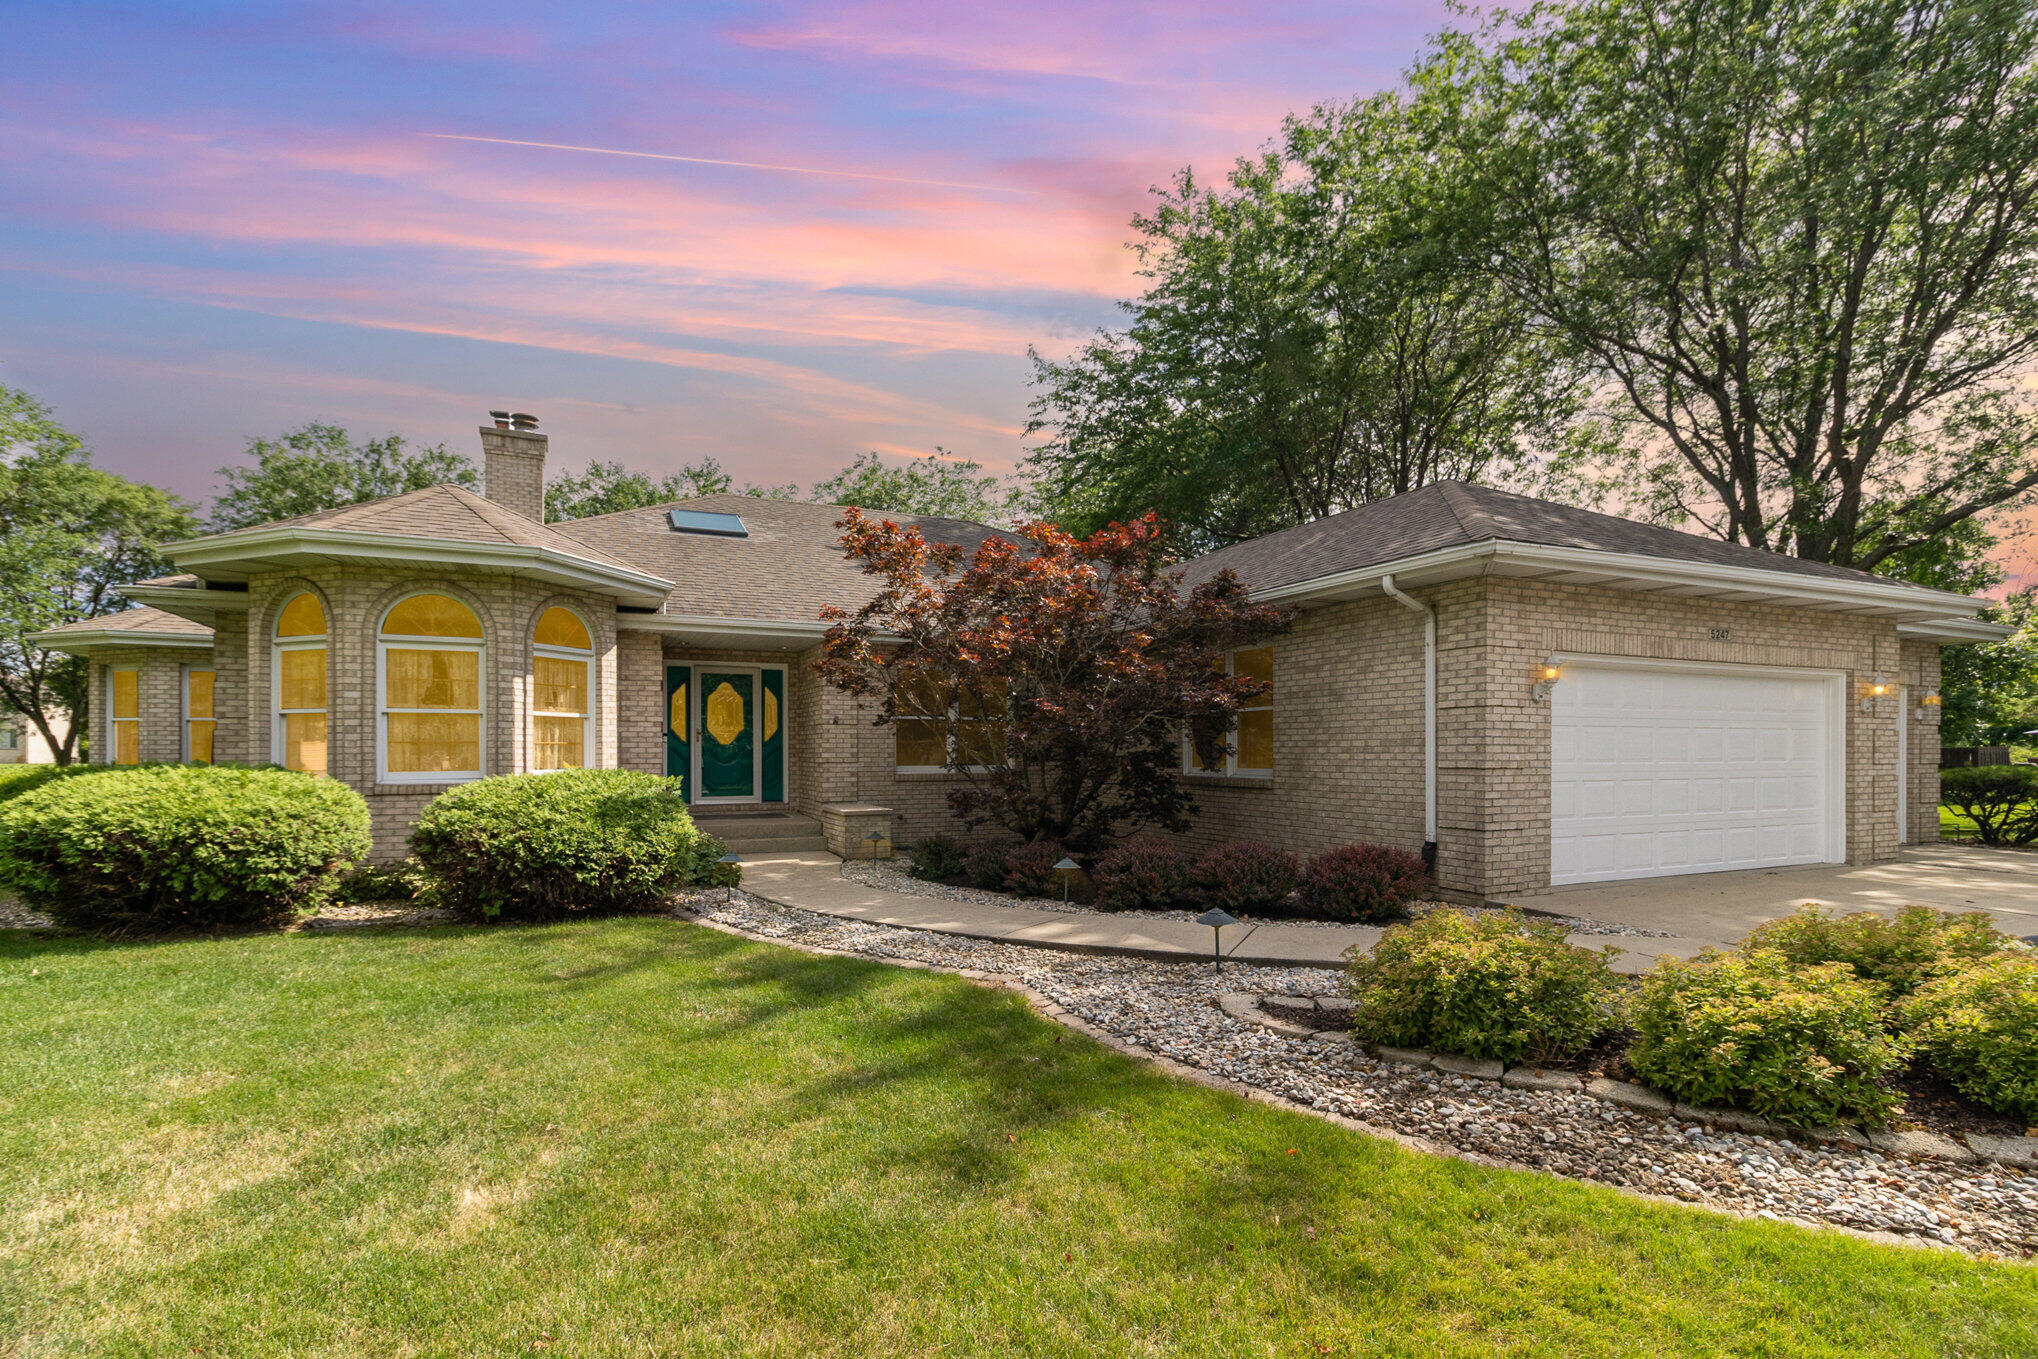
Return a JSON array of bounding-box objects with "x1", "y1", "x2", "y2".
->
[{"x1": 692, "y1": 811, "x2": 828, "y2": 854}]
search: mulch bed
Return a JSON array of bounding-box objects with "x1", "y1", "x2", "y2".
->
[{"x1": 1257, "y1": 998, "x2": 2029, "y2": 1139}]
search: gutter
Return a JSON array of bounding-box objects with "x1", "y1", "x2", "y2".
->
[{"x1": 1379, "y1": 574, "x2": 1438, "y2": 869}]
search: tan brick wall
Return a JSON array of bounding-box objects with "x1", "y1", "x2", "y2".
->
[
  {"x1": 1162, "y1": 576, "x2": 1930, "y2": 901},
  {"x1": 1451, "y1": 577, "x2": 1915, "y2": 897},
  {"x1": 616, "y1": 629, "x2": 666, "y2": 775},
  {"x1": 1900, "y1": 637, "x2": 1944, "y2": 846},
  {"x1": 87, "y1": 646, "x2": 206, "y2": 765},
  {"x1": 232, "y1": 566, "x2": 620, "y2": 859}
]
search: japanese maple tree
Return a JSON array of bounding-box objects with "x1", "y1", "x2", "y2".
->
[{"x1": 815, "y1": 509, "x2": 1291, "y2": 852}]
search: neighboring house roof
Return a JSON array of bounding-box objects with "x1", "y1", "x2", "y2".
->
[
  {"x1": 552, "y1": 493, "x2": 1014, "y2": 627},
  {"x1": 161, "y1": 484, "x2": 673, "y2": 606},
  {"x1": 1183, "y1": 481, "x2": 1998, "y2": 632},
  {"x1": 28, "y1": 606, "x2": 215, "y2": 650}
]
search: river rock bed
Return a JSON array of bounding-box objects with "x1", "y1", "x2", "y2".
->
[{"x1": 688, "y1": 887, "x2": 2037, "y2": 1259}]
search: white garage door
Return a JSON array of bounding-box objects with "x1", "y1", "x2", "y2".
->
[{"x1": 1550, "y1": 662, "x2": 1841, "y2": 886}]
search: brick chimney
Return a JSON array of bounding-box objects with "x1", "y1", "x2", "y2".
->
[{"x1": 479, "y1": 410, "x2": 546, "y2": 522}]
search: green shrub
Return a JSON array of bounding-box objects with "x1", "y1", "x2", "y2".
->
[
  {"x1": 1092, "y1": 839, "x2": 1197, "y2": 911},
  {"x1": 1193, "y1": 841, "x2": 1298, "y2": 914},
  {"x1": 1298, "y1": 844, "x2": 1429, "y2": 923},
  {"x1": 1002, "y1": 841, "x2": 1072, "y2": 897},
  {"x1": 1899, "y1": 954, "x2": 2038, "y2": 1123},
  {"x1": 1939, "y1": 766, "x2": 2038, "y2": 845},
  {"x1": 963, "y1": 841, "x2": 1010, "y2": 891},
  {"x1": 1743, "y1": 904, "x2": 2012, "y2": 999},
  {"x1": 0, "y1": 764, "x2": 369, "y2": 932},
  {"x1": 909, "y1": 834, "x2": 968, "y2": 882},
  {"x1": 0, "y1": 764, "x2": 70, "y2": 805},
  {"x1": 409, "y1": 770, "x2": 722, "y2": 922},
  {"x1": 1627, "y1": 951, "x2": 1908, "y2": 1127},
  {"x1": 1345, "y1": 909, "x2": 1620, "y2": 1064}
]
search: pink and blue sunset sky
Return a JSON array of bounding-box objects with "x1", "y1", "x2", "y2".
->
[{"x1": 1, "y1": 0, "x2": 1455, "y2": 506}]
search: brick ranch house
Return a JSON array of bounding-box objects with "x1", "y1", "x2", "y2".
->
[{"x1": 31, "y1": 415, "x2": 2008, "y2": 901}]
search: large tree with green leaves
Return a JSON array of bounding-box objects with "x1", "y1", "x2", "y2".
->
[
  {"x1": 811, "y1": 451, "x2": 1019, "y2": 523},
  {"x1": 0, "y1": 386, "x2": 198, "y2": 762},
  {"x1": 545, "y1": 458, "x2": 734, "y2": 521},
  {"x1": 1027, "y1": 93, "x2": 1572, "y2": 546},
  {"x1": 209, "y1": 423, "x2": 475, "y2": 530},
  {"x1": 1447, "y1": 0, "x2": 2038, "y2": 574}
]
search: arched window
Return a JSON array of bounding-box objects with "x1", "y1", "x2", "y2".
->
[
  {"x1": 379, "y1": 593, "x2": 485, "y2": 782},
  {"x1": 531, "y1": 606, "x2": 592, "y2": 770},
  {"x1": 273, "y1": 593, "x2": 328, "y2": 775}
]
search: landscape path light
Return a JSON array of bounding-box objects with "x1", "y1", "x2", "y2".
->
[
  {"x1": 718, "y1": 852, "x2": 742, "y2": 905},
  {"x1": 1196, "y1": 906, "x2": 1239, "y2": 974},
  {"x1": 1053, "y1": 856, "x2": 1080, "y2": 902}
]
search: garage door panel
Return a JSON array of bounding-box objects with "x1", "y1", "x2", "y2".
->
[{"x1": 1551, "y1": 663, "x2": 1837, "y2": 885}]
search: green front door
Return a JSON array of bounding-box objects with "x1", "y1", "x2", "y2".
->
[{"x1": 697, "y1": 671, "x2": 755, "y2": 799}]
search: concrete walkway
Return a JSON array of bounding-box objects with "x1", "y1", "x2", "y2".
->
[
  {"x1": 733, "y1": 853, "x2": 1710, "y2": 972},
  {"x1": 1519, "y1": 843, "x2": 2038, "y2": 945}
]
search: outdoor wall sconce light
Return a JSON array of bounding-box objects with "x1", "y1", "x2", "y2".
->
[
  {"x1": 1915, "y1": 688, "x2": 1943, "y2": 721},
  {"x1": 1197, "y1": 906, "x2": 1239, "y2": 973},
  {"x1": 1053, "y1": 856, "x2": 1081, "y2": 902},
  {"x1": 1530, "y1": 657, "x2": 1563, "y2": 703},
  {"x1": 1859, "y1": 675, "x2": 1892, "y2": 713}
]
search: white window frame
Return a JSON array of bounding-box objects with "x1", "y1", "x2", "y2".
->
[
  {"x1": 271, "y1": 594, "x2": 328, "y2": 773},
  {"x1": 1182, "y1": 647, "x2": 1274, "y2": 779},
  {"x1": 376, "y1": 593, "x2": 487, "y2": 785},
  {"x1": 182, "y1": 663, "x2": 216, "y2": 764},
  {"x1": 107, "y1": 665, "x2": 141, "y2": 765},
  {"x1": 530, "y1": 607, "x2": 594, "y2": 773},
  {"x1": 892, "y1": 677, "x2": 1008, "y2": 774}
]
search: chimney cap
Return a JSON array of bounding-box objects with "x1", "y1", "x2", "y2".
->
[
  {"x1": 510, "y1": 411, "x2": 539, "y2": 432},
  {"x1": 489, "y1": 409, "x2": 511, "y2": 429}
]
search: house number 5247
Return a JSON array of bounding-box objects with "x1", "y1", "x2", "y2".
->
[{"x1": 1708, "y1": 627, "x2": 1732, "y2": 641}]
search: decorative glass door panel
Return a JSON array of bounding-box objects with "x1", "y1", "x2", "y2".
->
[{"x1": 698, "y1": 672, "x2": 755, "y2": 799}]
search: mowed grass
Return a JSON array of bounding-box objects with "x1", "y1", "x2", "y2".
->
[{"x1": 1, "y1": 920, "x2": 2032, "y2": 1358}]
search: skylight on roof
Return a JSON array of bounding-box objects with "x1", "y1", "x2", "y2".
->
[{"x1": 667, "y1": 509, "x2": 749, "y2": 538}]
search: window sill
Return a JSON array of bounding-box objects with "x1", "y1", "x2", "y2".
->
[
  {"x1": 893, "y1": 769, "x2": 991, "y2": 781},
  {"x1": 1177, "y1": 771, "x2": 1276, "y2": 789},
  {"x1": 372, "y1": 775, "x2": 483, "y2": 792}
]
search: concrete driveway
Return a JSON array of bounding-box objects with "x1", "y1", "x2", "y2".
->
[{"x1": 1515, "y1": 843, "x2": 2038, "y2": 949}]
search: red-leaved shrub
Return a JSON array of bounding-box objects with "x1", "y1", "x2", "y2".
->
[
  {"x1": 964, "y1": 841, "x2": 1012, "y2": 890},
  {"x1": 1193, "y1": 841, "x2": 1298, "y2": 914},
  {"x1": 1002, "y1": 840, "x2": 1073, "y2": 897},
  {"x1": 1298, "y1": 844, "x2": 1428, "y2": 922},
  {"x1": 1092, "y1": 839, "x2": 1197, "y2": 911}
]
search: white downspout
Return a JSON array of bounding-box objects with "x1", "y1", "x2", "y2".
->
[{"x1": 1380, "y1": 574, "x2": 1438, "y2": 867}]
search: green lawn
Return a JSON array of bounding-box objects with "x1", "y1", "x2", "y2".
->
[{"x1": 1, "y1": 920, "x2": 2032, "y2": 1358}]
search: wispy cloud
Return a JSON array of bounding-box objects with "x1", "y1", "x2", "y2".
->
[{"x1": 420, "y1": 132, "x2": 1023, "y2": 194}]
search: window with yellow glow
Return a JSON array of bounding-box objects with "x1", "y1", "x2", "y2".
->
[
  {"x1": 379, "y1": 593, "x2": 485, "y2": 780},
  {"x1": 184, "y1": 668, "x2": 215, "y2": 764},
  {"x1": 1183, "y1": 646, "x2": 1274, "y2": 777},
  {"x1": 893, "y1": 672, "x2": 1008, "y2": 770},
  {"x1": 531, "y1": 606, "x2": 591, "y2": 771},
  {"x1": 109, "y1": 667, "x2": 139, "y2": 765},
  {"x1": 273, "y1": 593, "x2": 328, "y2": 775}
]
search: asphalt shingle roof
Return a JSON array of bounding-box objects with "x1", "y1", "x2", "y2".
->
[
  {"x1": 184, "y1": 484, "x2": 647, "y2": 579},
  {"x1": 1181, "y1": 481, "x2": 1935, "y2": 595},
  {"x1": 551, "y1": 494, "x2": 1013, "y2": 623},
  {"x1": 35, "y1": 606, "x2": 213, "y2": 639}
]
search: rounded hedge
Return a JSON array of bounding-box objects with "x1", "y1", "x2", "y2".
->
[
  {"x1": 1193, "y1": 841, "x2": 1298, "y2": 914},
  {"x1": 408, "y1": 769, "x2": 722, "y2": 921},
  {"x1": 963, "y1": 841, "x2": 1011, "y2": 891},
  {"x1": 908, "y1": 834, "x2": 969, "y2": 882},
  {"x1": 1742, "y1": 904, "x2": 2010, "y2": 999},
  {"x1": 1000, "y1": 840, "x2": 1071, "y2": 897},
  {"x1": 1298, "y1": 844, "x2": 1428, "y2": 923},
  {"x1": 1092, "y1": 839, "x2": 1197, "y2": 912},
  {"x1": 0, "y1": 764, "x2": 369, "y2": 932},
  {"x1": 1899, "y1": 953, "x2": 2038, "y2": 1123},
  {"x1": 1345, "y1": 909, "x2": 1620, "y2": 1064},
  {"x1": 1627, "y1": 950, "x2": 1908, "y2": 1127}
]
